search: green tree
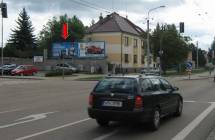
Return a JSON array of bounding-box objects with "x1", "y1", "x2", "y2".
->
[
  {"x1": 152, "y1": 24, "x2": 190, "y2": 73},
  {"x1": 38, "y1": 14, "x2": 85, "y2": 57},
  {"x1": 189, "y1": 43, "x2": 206, "y2": 67},
  {"x1": 5, "y1": 8, "x2": 36, "y2": 58},
  {"x1": 208, "y1": 37, "x2": 215, "y2": 64}
]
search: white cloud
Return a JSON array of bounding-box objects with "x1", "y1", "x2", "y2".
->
[{"x1": 2, "y1": 0, "x2": 215, "y2": 51}]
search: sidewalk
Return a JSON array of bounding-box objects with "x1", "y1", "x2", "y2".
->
[
  {"x1": 0, "y1": 71, "x2": 214, "y2": 81},
  {"x1": 165, "y1": 71, "x2": 215, "y2": 81}
]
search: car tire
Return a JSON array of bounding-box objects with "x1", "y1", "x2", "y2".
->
[
  {"x1": 96, "y1": 119, "x2": 109, "y2": 127},
  {"x1": 149, "y1": 107, "x2": 160, "y2": 131},
  {"x1": 174, "y1": 99, "x2": 183, "y2": 117}
]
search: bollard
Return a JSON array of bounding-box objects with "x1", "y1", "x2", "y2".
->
[{"x1": 214, "y1": 75, "x2": 215, "y2": 82}]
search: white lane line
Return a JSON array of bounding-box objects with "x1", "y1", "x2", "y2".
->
[
  {"x1": 0, "y1": 108, "x2": 23, "y2": 114},
  {"x1": 183, "y1": 100, "x2": 196, "y2": 103},
  {"x1": 15, "y1": 118, "x2": 91, "y2": 140},
  {"x1": 172, "y1": 103, "x2": 215, "y2": 140},
  {"x1": 93, "y1": 130, "x2": 118, "y2": 140}
]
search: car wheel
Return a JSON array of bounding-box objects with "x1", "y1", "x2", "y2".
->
[
  {"x1": 150, "y1": 107, "x2": 160, "y2": 131},
  {"x1": 174, "y1": 99, "x2": 183, "y2": 117},
  {"x1": 96, "y1": 119, "x2": 109, "y2": 127}
]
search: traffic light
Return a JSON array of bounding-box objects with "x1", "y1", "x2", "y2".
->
[
  {"x1": 179, "y1": 22, "x2": 184, "y2": 33},
  {"x1": 1, "y1": 3, "x2": 7, "y2": 18}
]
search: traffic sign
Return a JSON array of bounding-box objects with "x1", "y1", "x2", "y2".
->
[{"x1": 186, "y1": 61, "x2": 192, "y2": 70}]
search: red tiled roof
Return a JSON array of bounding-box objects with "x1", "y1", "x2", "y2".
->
[{"x1": 87, "y1": 12, "x2": 145, "y2": 36}]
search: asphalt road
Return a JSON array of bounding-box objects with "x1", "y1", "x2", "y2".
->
[{"x1": 0, "y1": 77, "x2": 215, "y2": 140}]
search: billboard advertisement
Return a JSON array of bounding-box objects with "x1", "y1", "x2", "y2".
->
[
  {"x1": 52, "y1": 42, "x2": 78, "y2": 58},
  {"x1": 78, "y1": 42, "x2": 105, "y2": 58},
  {"x1": 52, "y1": 41, "x2": 105, "y2": 58}
]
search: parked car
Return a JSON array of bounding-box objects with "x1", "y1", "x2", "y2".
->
[
  {"x1": 141, "y1": 67, "x2": 161, "y2": 76},
  {"x1": 11, "y1": 65, "x2": 38, "y2": 76},
  {"x1": 55, "y1": 63, "x2": 78, "y2": 72},
  {"x1": 88, "y1": 75, "x2": 183, "y2": 130},
  {"x1": 0, "y1": 64, "x2": 17, "y2": 75}
]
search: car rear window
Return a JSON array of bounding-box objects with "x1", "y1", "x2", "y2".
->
[{"x1": 94, "y1": 78, "x2": 137, "y2": 94}]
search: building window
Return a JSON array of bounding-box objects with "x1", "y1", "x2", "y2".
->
[
  {"x1": 124, "y1": 36, "x2": 129, "y2": 46},
  {"x1": 134, "y1": 39, "x2": 138, "y2": 47},
  {"x1": 141, "y1": 55, "x2": 145, "y2": 64},
  {"x1": 141, "y1": 40, "x2": 144, "y2": 48},
  {"x1": 134, "y1": 55, "x2": 137, "y2": 64},
  {"x1": 125, "y1": 54, "x2": 129, "y2": 63}
]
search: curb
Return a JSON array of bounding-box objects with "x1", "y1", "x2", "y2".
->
[
  {"x1": 0, "y1": 76, "x2": 45, "y2": 80},
  {"x1": 181, "y1": 77, "x2": 209, "y2": 81}
]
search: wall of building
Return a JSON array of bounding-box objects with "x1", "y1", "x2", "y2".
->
[{"x1": 85, "y1": 32, "x2": 146, "y2": 73}]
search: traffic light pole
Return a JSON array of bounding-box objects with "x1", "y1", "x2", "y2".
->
[
  {"x1": 196, "y1": 41, "x2": 199, "y2": 70},
  {"x1": 1, "y1": 0, "x2": 3, "y2": 76}
]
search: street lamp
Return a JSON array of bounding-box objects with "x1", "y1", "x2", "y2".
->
[{"x1": 146, "y1": 5, "x2": 165, "y2": 72}]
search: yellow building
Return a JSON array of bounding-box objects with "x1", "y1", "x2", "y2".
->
[{"x1": 85, "y1": 12, "x2": 146, "y2": 73}]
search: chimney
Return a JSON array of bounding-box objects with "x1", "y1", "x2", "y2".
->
[{"x1": 99, "y1": 13, "x2": 103, "y2": 20}]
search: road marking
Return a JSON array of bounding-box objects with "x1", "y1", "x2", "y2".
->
[
  {"x1": 93, "y1": 130, "x2": 118, "y2": 140},
  {"x1": 15, "y1": 118, "x2": 91, "y2": 140},
  {"x1": 0, "y1": 111, "x2": 57, "y2": 129},
  {"x1": 172, "y1": 103, "x2": 215, "y2": 140},
  {"x1": 183, "y1": 100, "x2": 196, "y2": 103},
  {"x1": 0, "y1": 108, "x2": 23, "y2": 114}
]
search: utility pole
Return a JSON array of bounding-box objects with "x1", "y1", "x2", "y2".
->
[
  {"x1": 159, "y1": 32, "x2": 163, "y2": 75},
  {"x1": 146, "y1": 18, "x2": 150, "y2": 71},
  {"x1": 196, "y1": 41, "x2": 199, "y2": 69},
  {"x1": 1, "y1": 1, "x2": 4, "y2": 76},
  {"x1": 0, "y1": 1, "x2": 7, "y2": 76},
  {"x1": 146, "y1": 5, "x2": 165, "y2": 72}
]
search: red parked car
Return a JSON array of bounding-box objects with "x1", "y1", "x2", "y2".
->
[{"x1": 11, "y1": 65, "x2": 38, "y2": 76}]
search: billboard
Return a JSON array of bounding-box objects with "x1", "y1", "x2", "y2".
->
[
  {"x1": 52, "y1": 41, "x2": 105, "y2": 58},
  {"x1": 78, "y1": 42, "x2": 105, "y2": 58},
  {"x1": 52, "y1": 42, "x2": 78, "y2": 58}
]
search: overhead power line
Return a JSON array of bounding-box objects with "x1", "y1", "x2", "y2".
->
[
  {"x1": 71, "y1": 0, "x2": 111, "y2": 13},
  {"x1": 79, "y1": 0, "x2": 111, "y2": 13}
]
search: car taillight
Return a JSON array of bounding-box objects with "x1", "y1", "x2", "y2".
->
[
  {"x1": 135, "y1": 96, "x2": 143, "y2": 109},
  {"x1": 89, "y1": 94, "x2": 94, "y2": 107}
]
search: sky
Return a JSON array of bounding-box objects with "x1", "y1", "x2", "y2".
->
[{"x1": 2, "y1": 0, "x2": 215, "y2": 51}]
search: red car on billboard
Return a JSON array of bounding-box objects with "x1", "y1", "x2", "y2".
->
[
  {"x1": 11, "y1": 65, "x2": 38, "y2": 76},
  {"x1": 86, "y1": 46, "x2": 103, "y2": 54}
]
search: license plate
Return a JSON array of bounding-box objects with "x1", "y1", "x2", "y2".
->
[{"x1": 103, "y1": 101, "x2": 122, "y2": 107}]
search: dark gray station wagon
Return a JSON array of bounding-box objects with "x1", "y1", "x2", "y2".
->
[{"x1": 88, "y1": 75, "x2": 183, "y2": 130}]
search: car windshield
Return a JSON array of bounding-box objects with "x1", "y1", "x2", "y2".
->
[{"x1": 94, "y1": 78, "x2": 137, "y2": 94}]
